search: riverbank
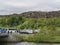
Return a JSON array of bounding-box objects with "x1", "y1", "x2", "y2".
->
[
  {"x1": 1, "y1": 32, "x2": 60, "y2": 43},
  {"x1": 1, "y1": 42, "x2": 59, "y2": 45},
  {"x1": 12, "y1": 32, "x2": 60, "y2": 43},
  {"x1": 0, "y1": 34, "x2": 21, "y2": 43},
  {"x1": 1, "y1": 31, "x2": 60, "y2": 43}
]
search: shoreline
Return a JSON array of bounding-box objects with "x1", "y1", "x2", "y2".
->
[{"x1": 1, "y1": 41, "x2": 60, "y2": 44}]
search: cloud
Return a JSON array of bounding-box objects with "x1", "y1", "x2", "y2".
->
[{"x1": 0, "y1": 0, "x2": 60, "y2": 15}]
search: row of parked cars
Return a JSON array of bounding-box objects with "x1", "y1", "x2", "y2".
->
[
  {"x1": 0, "y1": 28, "x2": 40, "y2": 34},
  {"x1": 19, "y1": 29, "x2": 40, "y2": 34},
  {"x1": 0, "y1": 28, "x2": 17, "y2": 33}
]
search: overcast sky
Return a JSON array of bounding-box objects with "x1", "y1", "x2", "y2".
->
[{"x1": 0, "y1": 0, "x2": 60, "y2": 15}]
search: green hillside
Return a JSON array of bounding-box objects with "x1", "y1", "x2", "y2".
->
[
  {"x1": 0, "y1": 15, "x2": 60, "y2": 30},
  {"x1": 0, "y1": 11, "x2": 60, "y2": 42}
]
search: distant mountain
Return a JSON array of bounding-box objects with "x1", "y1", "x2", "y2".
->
[
  {"x1": 1, "y1": 11, "x2": 60, "y2": 18},
  {"x1": 19, "y1": 11, "x2": 60, "y2": 18}
]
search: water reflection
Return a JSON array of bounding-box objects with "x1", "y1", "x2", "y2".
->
[
  {"x1": 0, "y1": 42, "x2": 59, "y2": 45},
  {"x1": 0, "y1": 43, "x2": 7, "y2": 45}
]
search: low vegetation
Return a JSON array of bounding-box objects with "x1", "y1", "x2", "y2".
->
[{"x1": 1, "y1": 15, "x2": 59, "y2": 43}]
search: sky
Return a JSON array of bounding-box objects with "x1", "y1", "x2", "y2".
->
[{"x1": 0, "y1": 0, "x2": 60, "y2": 15}]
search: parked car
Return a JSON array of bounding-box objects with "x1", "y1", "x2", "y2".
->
[
  {"x1": 0, "y1": 28, "x2": 7, "y2": 33},
  {"x1": 6, "y1": 28, "x2": 17, "y2": 33},
  {"x1": 20, "y1": 29, "x2": 33, "y2": 34},
  {"x1": 33, "y1": 30, "x2": 40, "y2": 33}
]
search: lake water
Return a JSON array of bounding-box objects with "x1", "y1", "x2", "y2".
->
[{"x1": 0, "y1": 42, "x2": 60, "y2": 45}]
